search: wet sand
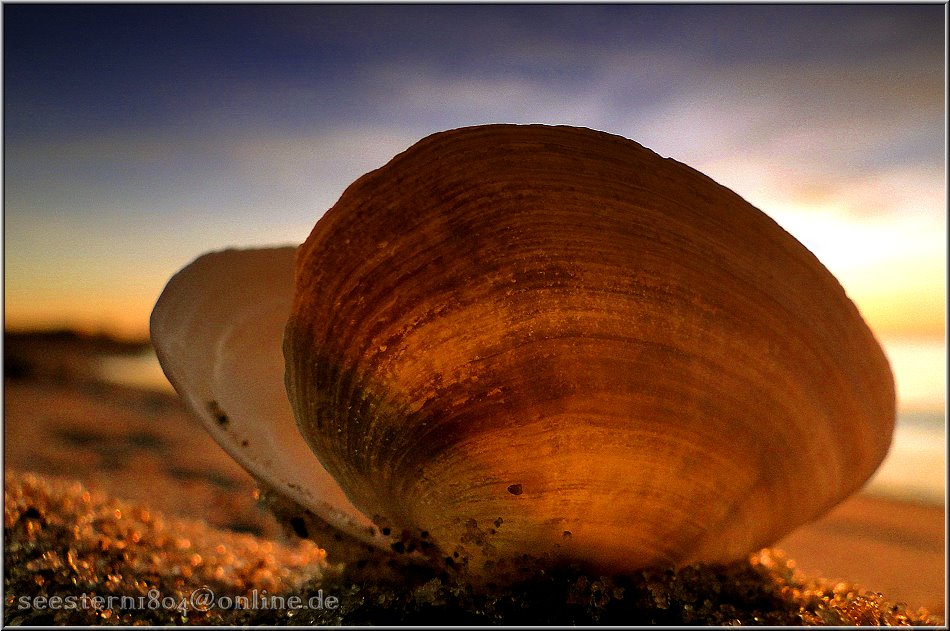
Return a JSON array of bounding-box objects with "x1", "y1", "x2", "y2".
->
[
  {"x1": 3, "y1": 331, "x2": 945, "y2": 623},
  {"x1": 778, "y1": 494, "x2": 945, "y2": 616}
]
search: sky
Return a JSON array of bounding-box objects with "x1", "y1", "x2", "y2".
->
[{"x1": 3, "y1": 4, "x2": 946, "y2": 412}]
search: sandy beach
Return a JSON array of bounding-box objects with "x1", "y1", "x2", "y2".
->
[{"x1": 3, "y1": 330, "x2": 945, "y2": 623}]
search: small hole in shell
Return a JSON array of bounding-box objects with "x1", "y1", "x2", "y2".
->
[
  {"x1": 207, "y1": 400, "x2": 229, "y2": 427},
  {"x1": 507, "y1": 483, "x2": 523, "y2": 495},
  {"x1": 289, "y1": 517, "x2": 308, "y2": 539}
]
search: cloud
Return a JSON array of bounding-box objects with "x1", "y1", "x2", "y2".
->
[{"x1": 5, "y1": 4, "x2": 943, "y2": 343}]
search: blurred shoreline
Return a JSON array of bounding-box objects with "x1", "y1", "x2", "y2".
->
[
  {"x1": 69, "y1": 331, "x2": 949, "y2": 507},
  {"x1": 2, "y1": 328, "x2": 945, "y2": 614}
]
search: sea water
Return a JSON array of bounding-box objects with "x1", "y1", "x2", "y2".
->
[
  {"x1": 95, "y1": 347, "x2": 946, "y2": 506},
  {"x1": 95, "y1": 348, "x2": 176, "y2": 394},
  {"x1": 864, "y1": 409, "x2": 946, "y2": 505}
]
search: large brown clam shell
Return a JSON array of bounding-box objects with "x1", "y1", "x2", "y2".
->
[{"x1": 284, "y1": 124, "x2": 895, "y2": 574}]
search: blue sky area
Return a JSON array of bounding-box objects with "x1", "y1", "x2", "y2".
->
[{"x1": 3, "y1": 4, "x2": 946, "y2": 357}]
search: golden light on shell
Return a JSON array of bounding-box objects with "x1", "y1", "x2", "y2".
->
[{"x1": 152, "y1": 125, "x2": 895, "y2": 579}]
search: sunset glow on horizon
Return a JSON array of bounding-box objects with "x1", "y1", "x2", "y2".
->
[
  {"x1": 3, "y1": 4, "x2": 946, "y2": 412},
  {"x1": 3, "y1": 162, "x2": 945, "y2": 345}
]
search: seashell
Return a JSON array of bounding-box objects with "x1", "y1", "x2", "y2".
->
[{"x1": 151, "y1": 124, "x2": 895, "y2": 577}]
